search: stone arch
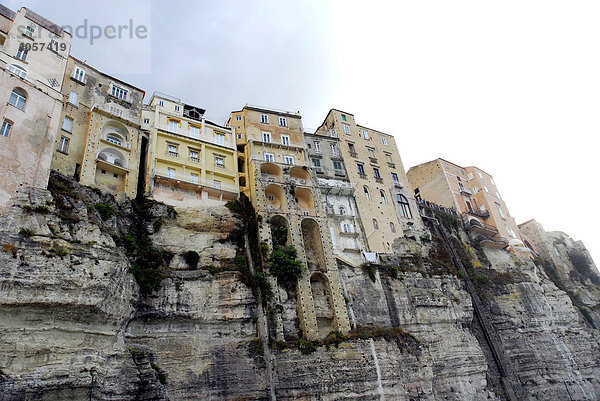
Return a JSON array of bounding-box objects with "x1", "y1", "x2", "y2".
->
[
  {"x1": 310, "y1": 272, "x2": 335, "y2": 338},
  {"x1": 301, "y1": 218, "x2": 326, "y2": 272},
  {"x1": 265, "y1": 184, "x2": 287, "y2": 212},
  {"x1": 102, "y1": 121, "x2": 129, "y2": 146},
  {"x1": 295, "y1": 188, "x2": 315, "y2": 212},
  {"x1": 98, "y1": 147, "x2": 127, "y2": 168},
  {"x1": 290, "y1": 166, "x2": 310, "y2": 181},
  {"x1": 270, "y1": 215, "x2": 290, "y2": 248},
  {"x1": 261, "y1": 162, "x2": 282, "y2": 179}
]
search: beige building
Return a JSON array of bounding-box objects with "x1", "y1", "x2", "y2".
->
[
  {"x1": 407, "y1": 158, "x2": 526, "y2": 251},
  {"x1": 228, "y1": 105, "x2": 350, "y2": 340},
  {"x1": 314, "y1": 109, "x2": 423, "y2": 255},
  {"x1": 50, "y1": 56, "x2": 145, "y2": 199},
  {"x1": 0, "y1": 6, "x2": 72, "y2": 209},
  {"x1": 145, "y1": 93, "x2": 238, "y2": 207}
]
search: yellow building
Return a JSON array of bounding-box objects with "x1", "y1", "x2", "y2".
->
[
  {"x1": 50, "y1": 56, "x2": 145, "y2": 199},
  {"x1": 0, "y1": 6, "x2": 72, "y2": 209},
  {"x1": 407, "y1": 158, "x2": 527, "y2": 251},
  {"x1": 314, "y1": 109, "x2": 423, "y2": 255},
  {"x1": 146, "y1": 93, "x2": 238, "y2": 207},
  {"x1": 228, "y1": 105, "x2": 350, "y2": 341}
]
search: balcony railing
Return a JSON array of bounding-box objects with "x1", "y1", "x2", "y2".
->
[
  {"x1": 267, "y1": 205, "x2": 284, "y2": 213},
  {"x1": 459, "y1": 187, "x2": 472, "y2": 196},
  {"x1": 190, "y1": 156, "x2": 200, "y2": 163},
  {"x1": 167, "y1": 150, "x2": 178, "y2": 157},
  {"x1": 349, "y1": 151, "x2": 358, "y2": 158},
  {"x1": 261, "y1": 173, "x2": 283, "y2": 183},
  {"x1": 466, "y1": 208, "x2": 490, "y2": 218},
  {"x1": 153, "y1": 169, "x2": 239, "y2": 193},
  {"x1": 298, "y1": 208, "x2": 316, "y2": 216},
  {"x1": 369, "y1": 157, "x2": 378, "y2": 164}
]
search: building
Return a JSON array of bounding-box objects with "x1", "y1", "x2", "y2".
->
[
  {"x1": 228, "y1": 105, "x2": 350, "y2": 340},
  {"x1": 303, "y1": 128, "x2": 368, "y2": 266},
  {"x1": 314, "y1": 109, "x2": 423, "y2": 255},
  {"x1": 145, "y1": 93, "x2": 238, "y2": 207},
  {"x1": 407, "y1": 158, "x2": 526, "y2": 251},
  {"x1": 50, "y1": 56, "x2": 146, "y2": 199},
  {"x1": 0, "y1": 6, "x2": 72, "y2": 209}
]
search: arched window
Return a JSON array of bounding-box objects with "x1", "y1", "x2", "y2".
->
[
  {"x1": 390, "y1": 222, "x2": 396, "y2": 233},
  {"x1": 396, "y1": 194, "x2": 412, "y2": 218},
  {"x1": 106, "y1": 133, "x2": 123, "y2": 146},
  {"x1": 9, "y1": 88, "x2": 27, "y2": 110},
  {"x1": 380, "y1": 189, "x2": 387, "y2": 205},
  {"x1": 338, "y1": 206, "x2": 346, "y2": 215},
  {"x1": 372, "y1": 218, "x2": 378, "y2": 230},
  {"x1": 8, "y1": 64, "x2": 27, "y2": 79},
  {"x1": 364, "y1": 186, "x2": 371, "y2": 201}
]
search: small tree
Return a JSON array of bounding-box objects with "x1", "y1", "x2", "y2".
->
[{"x1": 268, "y1": 245, "x2": 304, "y2": 283}]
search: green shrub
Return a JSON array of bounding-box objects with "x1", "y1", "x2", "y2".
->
[
  {"x1": 183, "y1": 250, "x2": 200, "y2": 269},
  {"x1": 153, "y1": 218, "x2": 164, "y2": 233},
  {"x1": 18, "y1": 228, "x2": 34, "y2": 238},
  {"x1": 95, "y1": 203, "x2": 115, "y2": 220},
  {"x1": 259, "y1": 241, "x2": 269, "y2": 256},
  {"x1": 150, "y1": 362, "x2": 167, "y2": 385},
  {"x1": 366, "y1": 265, "x2": 377, "y2": 282},
  {"x1": 297, "y1": 338, "x2": 317, "y2": 354},
  {"x1": 202, "y1": 265, "x2": 221, "y2": 275},
  {"x1": 268, "y1": 245, "x2": 304, "y2": 283},
  {"x1": 33, "y1": 205, "x2": 50, "y2": 214}
]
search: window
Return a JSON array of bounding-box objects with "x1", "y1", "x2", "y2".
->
[
  {"x1": 158, "y1": 100, "x2": 164, "y2": 106},
  {"x1": 189, "y1": 125, "x2": 200, "y2": 139},
  {"x1": 24, "y1": 24, "x2": 35, "y2": 38},
  {"x1": 314, "y1": 141, "x2": 320, "y2": 153},
  {"x1": 380, "y1": 189, "x2": 387, "y2": 204},
  {"x1": 8, "y1": 64, "x2": 27, "y2": 79},
  {"x1": 344, "y1": 125, "x2": 351, "y2": 135},
  {"x1": 473, "y1": 187, "x2": 479, "y2": 194},
  {"x1": 496, "y1": 192, "x2": 501, "y2": 199},
  {"x1": 260, "y1": 114, "x2": 269, "y2": 124},
  {"x1": 484, "y1": 185, "x2": 489, "y2": 192},
  {"x1": 364, "y1": 186, "x2": 371, "y2": 201},
  {"x1": 268, "y1": 194, "x2": 275, "y2": 201},
  {"x1": 168, "y1": 119, "x2": 179, "y2": 133},
  {"x1": 215, "y1": 133, "x2": 225, "y2": 145},
  {"x1": 372, "y1": 219, "x2": 378, "y2": 230},
  {"x1": 213, "y1": 180, "x2": 221, "y2": 189},
  {"x1": 236, "y1": 115, "x2": 242, "y2": 121},
  {"x1": 357, "y1": 163, "x2": 365, "y2": 176},
  {"x1": 329, "y1": 142, "x2": 338, "y2": 155},
  {"x1": 167, "y1": 144, "x2": 178, "y2": 157},
  {"x1": 9, "y1": 88, "x2": 27, "y2": 110},
  {"x1": 506, "y1": 225, "x2": 517, "y2": 238},
  {"x1": 361, "y1": 129, "x2": 369, "y2": 139},
  {"x1": 111, "y1": 85, "x2": 127, "y2": 101},
  {"x1": 58, "y1": 136, "x2": 70, "y2": 154},
  {"x1": 330, "y1": 129, "x2": 337, "y2": 137},
  {"x1": 339, "y1": 206, "x2": 346, "y2": 215},
  {"x1": 279, "y1": 117, "x2": 287, "y2": 127},
  {"x1": 397, "y1": 194, "x2": 412, "y2": 218},
  {"x1": 190, "y1": 173, "x2": 199, "y2": 184},
  {"x1": 105, "y1": 134, "x2": 122, "y2": 147},
  {"x1": 311, "y1": 158, "x2": 321, "y2": 168},
  {"x1": 73, "y1": 67, "x2": 86, "y2": 83},
  {"x1": 373, "y1": 167, "x2": 381, "y2": 179},
  {"x1": 348, "y1": 143, "x2": 355, "y2": 153},
  {"x1": 341, "y1": 114, "x2": 347, "y2": 121},
  {"x1": 284, "y1": 155, "x2": 294, "y2": 165},
  {"x1": 264, "y1": 153, "x2": 274, "y2": 162},
  {"x1": 385, "y1": 153, "x2": 393, "y2": 163},
  {"x1": 342, "y1": 222, "x2": 352, "y2": 233},
  {"x1": 281, "y1": 135, "x2": 290, "y2": 146},
  {"x1": 174, "y1": 105, "x2": 180, "y2": 111},
  {"x1": 491, "y1": 178, "x2": 495, "y2": 185},
  {"x1": 1, "y1": 120, "x2": 13, "y2": 137},
  {"x1": 62, "y1": 116, "x2": 73, "y2": 133},
  {"x1": 468, "y1": 173, "x2": 474, "y2": 180},
  {"x1": 262, "y1": 132, "x2": 271, "y2": 143},
  {"x1": 381, "y1": 137, "x2": 388, "y2": 145},
  {"x1": 333, "y1": 160, "x2": 344, "y2": 174},
  {"x1": 167, "y1": 168, "x2": 175, "y2": 178},
  {"x1": 495, "y1": 202, "x2": 506, "y2": 219},
  {"x1": 16, "y1": 45, "x2": 28, "y2": 61},
  {"x1": 367, "y1": 148, "x2": 375, "y2": 158},
  {"x1": 237, "y1": 134, "x2": 242, "y2": 139},
  {"x1": 215, "y1": 156, "x2": 225, "y2": 168},
  {"x1": 109, "y1": 106, "x2": 123, "y2": 118},
  {"x1": 189, "y1": 150, "x2": 199, "y2": 162},
  {"x1": 391, "y1": 173, "x2": 399, "y2": 185},
  {"x1": 69, "y1": 91, "x2": 78, "y2": 106},
  {"x1": 478, "y1": 172, "x2": 483, "y2": 178},
  {"x1": 49, "y1": 39, "x2": 60, "y2": 52},
  {"x1": 390, "y1": 222, "x2": 396, "y2": 233}
]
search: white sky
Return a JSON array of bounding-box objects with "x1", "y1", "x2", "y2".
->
[{"x1": 8, "y1": 0, "x2": 600, "y2": 265}]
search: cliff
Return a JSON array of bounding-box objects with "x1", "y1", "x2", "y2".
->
[{"x1": 0, "y1": 174, "x2": 598, "y2": 400}]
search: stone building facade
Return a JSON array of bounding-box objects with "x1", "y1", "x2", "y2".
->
[
  {"x1": 144, "y1": 93, "x2": 238, "y2": 207},
  {"x1": 314, "y1": 109, "x2": 423, "y2": 255},
  {"x1": 303, "y1": 129, "x2": 367, "y2": 266},
  {"x1": 0, "y1": 6, "x2": 72, "y2": 209},
  {"x1": 229, "y1": 106, "x2": 351, "y2": 340},
  {"x1": 50, "y1": 56, "x2": 145, "y2": 199}
]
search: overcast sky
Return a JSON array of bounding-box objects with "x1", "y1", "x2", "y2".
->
[{"x1": 7, "y1": 0, "x2": 600, "y2": 265}]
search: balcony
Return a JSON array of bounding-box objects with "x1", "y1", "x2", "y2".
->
[
  {"x1": 459, "y1": 187, "x2": 472, "y2": 196},
  {"x1": 190, "y1": 156, "x2": 200, "y2": 163},
  {"x1": 474, "y1": 233, "x2": 509, "y2": 249},
  {"x1": 153, "y1": 169, "x2": 238, "y2": 193},
  {"x1": 393, "y1": 182, "x2": 403, "y2": 189},
  {"x1": 465, "y1": 218, "x2": 499, "y2": 237},
  {"x1": 334, "y1": 169, "x2": 345, "y2": 177},
  {"x1": 261, "y1": 173, "x2": 283, "y2": 183},
  {"x1": 369, "y1": 157, "x2": 378, "y2": 164},
  {"x1": 375, "y1": 177, "x2": 383, "y2": 184},
  {"x1": 466, "y1": 208, "x2": 490, "y2": 219},
  {"x1": 349, "y1": 151, "x2": 358, "y2": 158},
  {"x1": 358, "y1": 173, "x2": 367, "y2": 179},
  {"x1": 314, "y1": 166, "x2": 324, "y2": 174},
  {"x1": 167, "y1": 150, "x2": 178, "y2": 158},
  {"x1": 387, "y1": 162, "x2": 395, "y2": 169}
]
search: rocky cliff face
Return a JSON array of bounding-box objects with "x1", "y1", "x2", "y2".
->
[{"x1": 0, "y1": 175, "x2": 598, "y2": 400}]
